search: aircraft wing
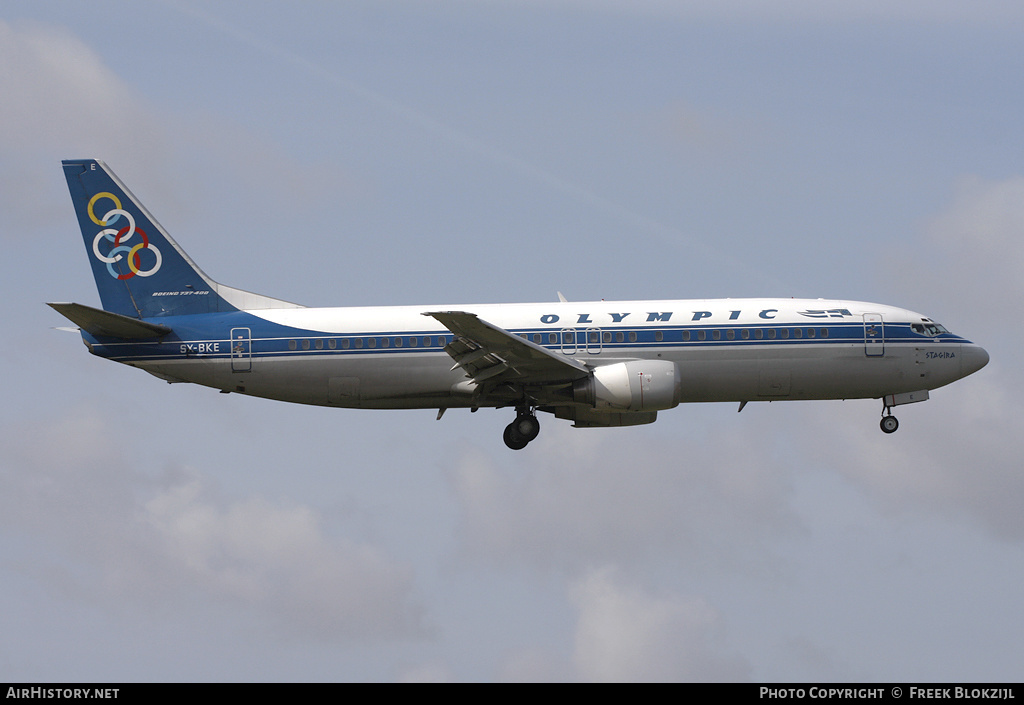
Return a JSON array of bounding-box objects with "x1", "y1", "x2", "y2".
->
[{"x1": 424, "y1": 311, "x2": 590, "y2": 386}]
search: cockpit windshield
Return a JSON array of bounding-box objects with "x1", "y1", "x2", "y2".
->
[{"x1": 911, "y1": 321, "x2": 949, "y2": 337}]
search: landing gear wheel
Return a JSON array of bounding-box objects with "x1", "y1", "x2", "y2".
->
[
  {"x1": 503, "y1": 423, "x2": 530, "y2": 450},
  {"x1": 503, "y1": 409, "x2": 540, "y2": 450},
  {"x1": 513, "y1": 414, "x2": 540, "y2": 442},
  {"x1": 880, "y1": 415, "x2": 899, "y2": 434}
]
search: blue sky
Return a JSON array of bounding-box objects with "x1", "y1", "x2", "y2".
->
[{"x1": 2, "y1": 1, "x2": 1023, "y2": 681}]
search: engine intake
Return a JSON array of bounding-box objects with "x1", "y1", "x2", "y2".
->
[{"x1": 574, "y1": 360, "x2": 681, "y2": 411}]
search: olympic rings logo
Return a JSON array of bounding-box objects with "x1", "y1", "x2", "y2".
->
[{"x1": 88, "y1": 191, "x2": 162, "y2": 280}]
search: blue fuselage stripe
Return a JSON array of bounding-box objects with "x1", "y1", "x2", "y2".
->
[{"x1": 84, "y1": 314, "x2": 971, "y2": 363}]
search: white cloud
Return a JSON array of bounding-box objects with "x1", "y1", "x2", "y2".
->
[
  {"x1": 918, "y1": 175, "x2": 1024, "y2": 332},
  {"x1": 0, "y1": 407, "x2": 425, "y2": 641},
  {"x1": 143, "y1": 478, "x2": 423, "y2": 639},
  {"x1": 804, "y1": 370, "x2": 1024, "y2": 541},
  {"x1": 0, "y1": 20, "x2": 165, "y2": 162},
  {"x1": 0, "y1": 18, "x2": 345, "y2": 252},
  {"x1": 0, "y1": 19, "x2": 170, "y2": 239},
  {"x1": 855, "y1": 174, "x2": 1024, "y2": 540},
  {"x1": 449, "y1": 419, "x2": 802, "y2": 573},
  {"x1": 569, "y1": 566, "x2": 750, "y2": 681}
]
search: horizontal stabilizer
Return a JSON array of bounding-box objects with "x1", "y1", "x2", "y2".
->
[{"x1": 48, "y1": 302, "x2": 171, "y2": 339}]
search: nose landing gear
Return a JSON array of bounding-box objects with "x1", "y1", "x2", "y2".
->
[
  {"x1": 503, "y1": 408, "x2": 540, "y2": 450},
  {"x1": 880, "y1": 409, "x2": 899, "y2": 434},
  {"x1": 877, "y1": 391, "x2": 930, "y2": 434}
]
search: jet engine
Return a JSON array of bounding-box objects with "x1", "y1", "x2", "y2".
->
[{"x1": 573, "y1": 360, "x2": 681, "y2": 412}]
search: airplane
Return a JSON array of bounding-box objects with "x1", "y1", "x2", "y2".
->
[{"x1": 50, "y1": 159, "x2": 989, "y2": 450}]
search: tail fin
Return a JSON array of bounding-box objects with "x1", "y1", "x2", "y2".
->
[{"x1": 62, "y1": 159, "x2": 302, "y2": 318}]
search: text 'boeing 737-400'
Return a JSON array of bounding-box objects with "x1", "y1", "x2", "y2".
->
[{"x1": 50, "y1": 160, "x2": 989, "y2": 449}]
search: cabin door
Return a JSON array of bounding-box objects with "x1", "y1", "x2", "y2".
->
[
  {"x1": 230, "y1": 327, "x2": 252, "y2": 372},
  {"x1": 863, "y1": 314, "x2": 884, "y2": 357}
]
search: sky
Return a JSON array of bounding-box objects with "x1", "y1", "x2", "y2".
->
[{"x1": 1, "y1": 0, "x2": 1023, "y2": 682}]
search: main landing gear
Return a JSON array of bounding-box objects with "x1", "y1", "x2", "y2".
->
[
  {"x1": 880, "y1": 407, "x2": 899, "y2": 434},
  {"x1": 503, "y1": 408, "x2": 541, "y2": 450}
]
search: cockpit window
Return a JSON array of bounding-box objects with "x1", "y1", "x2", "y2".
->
[{"x1": 912, "y1": 321, "x2": 949, "y2": 337}]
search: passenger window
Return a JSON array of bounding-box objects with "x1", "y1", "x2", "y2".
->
[
  {"x1": 315, "y1": 339, "x2": 324, "y2": 349},
  {"x1": 368, "y1": 338, "x2": 376, "y2": 348},
  {"x1": 741, "y1": 329, "x2": 750, "y2": 340},
  {"x1": 409, "y1": 337, "x2": 418, "y2": 347},
  {"x1": 821, "y1": 329, "x2": 828, "y2": 338},
  {"x1": 780, "y1": 329, "x2": 789, "y2": 339},
  {"x1": 423, "y1": 336, "x2": 432, "y2": 347},
  {"x1": 329, "y1": 339, "x2": 337, "y2": 349},
  {"x1": 755, "y1": 329, "x2": 764, "y2": 340},
  {"x1": 533, "y1": 334, "x2": 542, "y2": 344},
  {"x1": 698, "y1": 331, "x2": 706, "y2": 341},
  {"x1": 395, "y1": 337, "x2": 403, "y2": 347},
  {"x1": 549, "y1": 333, "x2": 557, "y2": 344},
  {"x1": 288, "y1": 340, "x2": 297, "y2": 351},
  {"x1": 342, "y1": 339, "x2": 350, "y2": 349},
  {"x1": 712, "y1": 330, "x2": 721, "y2": 341},
  {"x1": 628, "y1": 332, "x2": 637, "y2": 342},
  {"x1": 727, "y1": 330, "x2": 735, "y2": 340},
  {"x1": 655, "y1": 331, "x2": 663, "y2": 342},
  {"x1": 683, "y1": 331, "x2": 690, "y2": 342},
  {"x1": 793, "y1": 329, "x2": 802, "y2": 339},
  {"x1": 302, "y1": 339, "x2": 310, "y2": 350},
  {"x1": 807, "y1": 328, "x2": 815, "y2": 338},
  {"x1": 355, "y1": 338, "x2": 363, "y2": 349},
  {"x1": 381, "y1": 338, "x2": 389, "y2": 348},
  {"x1": 615, "y1": 332, "x2": 624, "y2": 343},
  {"x1": 767, "y1": 329, "x2": 776, "y2": 339},
  {"x1": 603, "y1": 331, "x2": 612, "y2": 343}
]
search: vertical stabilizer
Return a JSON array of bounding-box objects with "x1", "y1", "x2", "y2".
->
[{"x1": 62, "y1": 159, "x2": 302, "y2": 318}]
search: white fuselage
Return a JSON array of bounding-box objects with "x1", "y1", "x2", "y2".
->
[{"x1": 95, "y1": 297, "x2": 987, "y2": 412}]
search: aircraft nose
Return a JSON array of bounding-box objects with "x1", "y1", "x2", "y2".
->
[{"x1": 961, "y1": 344, "x2": 990, "y2": 377}]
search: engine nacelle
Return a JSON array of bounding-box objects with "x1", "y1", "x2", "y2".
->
[{"x1": 573, "y1": 360, "x2": 681, "y2": 412}]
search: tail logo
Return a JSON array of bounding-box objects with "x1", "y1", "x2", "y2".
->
[{"x1": 88, "y1": 192, "x2": 162, "y2": 280}]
